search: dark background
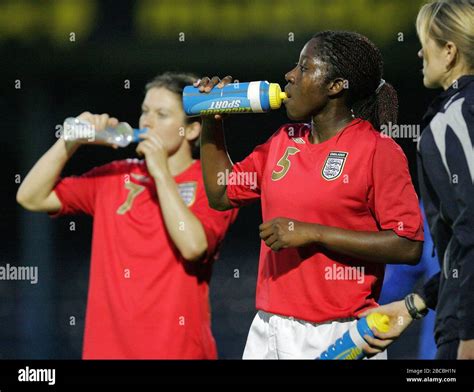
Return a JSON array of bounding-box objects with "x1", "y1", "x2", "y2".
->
[{"x1": 0, "y1": 0, "x2": 438, "y2": 359}]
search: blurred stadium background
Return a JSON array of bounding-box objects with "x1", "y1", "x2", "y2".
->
[{"x1": 1, "y1": 0, "x2": 438, "y2": 359}]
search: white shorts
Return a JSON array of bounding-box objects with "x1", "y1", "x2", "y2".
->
[{"x1": 242, "y1": 310, "x2": 387, "y2": 360}]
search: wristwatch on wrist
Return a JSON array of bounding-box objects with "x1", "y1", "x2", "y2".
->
[{"x1": 405, "y1": 293, "x2": 428, "y2": 320}]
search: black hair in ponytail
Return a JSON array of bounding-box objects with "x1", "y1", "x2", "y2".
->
[{"x1": 312, "y1": 31, "x2": 398, "y2": 129}]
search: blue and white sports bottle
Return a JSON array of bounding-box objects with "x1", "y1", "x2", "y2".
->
[
  {"x1": 318, "y1": 313, "x2": 390, "y2": 360},
  {"x1": 182, "y1": 81, "x2": 287, "y2": 116}
]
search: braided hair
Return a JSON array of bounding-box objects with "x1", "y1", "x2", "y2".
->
[{"x1": 312, "y1": 31, "x2": 398, "y2": 130}]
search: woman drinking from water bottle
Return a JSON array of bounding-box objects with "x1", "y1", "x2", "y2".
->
[
  {"x1": 17, "y1": 72, "x2": 238, "y2": 359},
  {"x1": 197, "y1": 31, "x2": 424, "y2": 359}
]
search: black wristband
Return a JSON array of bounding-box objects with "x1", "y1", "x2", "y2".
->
[{"x1": 405, "y1": 293, "x2": 428, "y2": 320}]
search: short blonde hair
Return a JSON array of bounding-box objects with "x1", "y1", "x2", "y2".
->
[{"x1": 416, "y1": 0, "x2": 474, "y2": 69}]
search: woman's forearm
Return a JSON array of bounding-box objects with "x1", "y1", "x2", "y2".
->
[
  {"x1": 16, "y1": 138, "x2": 79, "y2": 211},
  {"x1": 260, "y1": 217, "x2": 422, "y2": 264},
  {"x1": 154, "y1": 171, "x2": 208, "y2": 262},
  {"x1": 311, "y1": 224, "x2": 422, "y2": 264},
  {"x1": 200, "y1": 117, "x2": 234, "y2": 210}
]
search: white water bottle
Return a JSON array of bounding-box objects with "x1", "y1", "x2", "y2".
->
[{"x1": 62, "y1": 117, "x2": 147, "y2": 147}]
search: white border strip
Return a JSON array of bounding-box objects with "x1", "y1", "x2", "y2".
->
[{"x1": 247, "y1": 81, "x2": 263, "y2": 112}]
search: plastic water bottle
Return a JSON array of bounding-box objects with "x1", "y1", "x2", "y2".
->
[
  {"x1": 182, "y1": 81, "x2": 287, "y2": 116},
  {"x1": 62, "y1": 117, "x2": 147, "y2": 148},
  {"x1": 318, "y1": 313, "x2": 390, "y2": 360}
]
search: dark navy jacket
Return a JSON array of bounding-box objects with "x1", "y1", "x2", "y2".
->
[{"x1": 415, "y1": 75, "x2": 474, "y2": 346}]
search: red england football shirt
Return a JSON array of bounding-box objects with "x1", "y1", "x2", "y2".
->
[
  {"x1": 52, "y1": 159, "x2": 237, "y2": 359},
  {"x1": 226, "y1": 119, "x2": 423, "y2": 323}
]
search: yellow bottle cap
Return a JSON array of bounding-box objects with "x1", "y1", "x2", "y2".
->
[
  {"x1": 269, "y1": 83, "x2": 287, "y2": 109},
  {"x1": 366, "y1": 313, "x2": 390, "y2": 333}
]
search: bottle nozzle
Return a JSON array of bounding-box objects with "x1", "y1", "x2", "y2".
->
[
  {"x1": 367, "y1": 313, "x2": 390, "y2": 333},
  {"x1": 269, "y1": 83, "x2": 286, "y2": 109},
  {"x1": 132, "y1": 127, "x2": 148, "y2": 142}
]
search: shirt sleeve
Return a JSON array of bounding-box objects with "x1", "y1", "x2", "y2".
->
[
  {"x1": 415, "y1": 271, "x2": 440, "y2": 311},
  {"x1": 440, "y1": 99, "x2": 474, "y2": 340},
  {"x1": 51, "y1": 163, "x2": 115, "y2": 217},
  {"x1": 191, "y1": 182, "x2": 238, "y2": 261},
  {"x1": 226, "y1": 131, "x2": 275, "y2": 208},
  {"x1": 369, "y1": 136, "x2": 424, "y2": 241}
]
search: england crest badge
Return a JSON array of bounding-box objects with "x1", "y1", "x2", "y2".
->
[
  {"x1": 321, "y1": 151, "x2": 348, "y2": 181},
  {"x1": 178, "y1": 181, "x2": 197, "y2": 206}
]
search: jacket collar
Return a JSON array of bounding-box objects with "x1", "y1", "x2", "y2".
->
[{"x1": 422, "y1": 75, "x2": 474, "y2": 128}]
